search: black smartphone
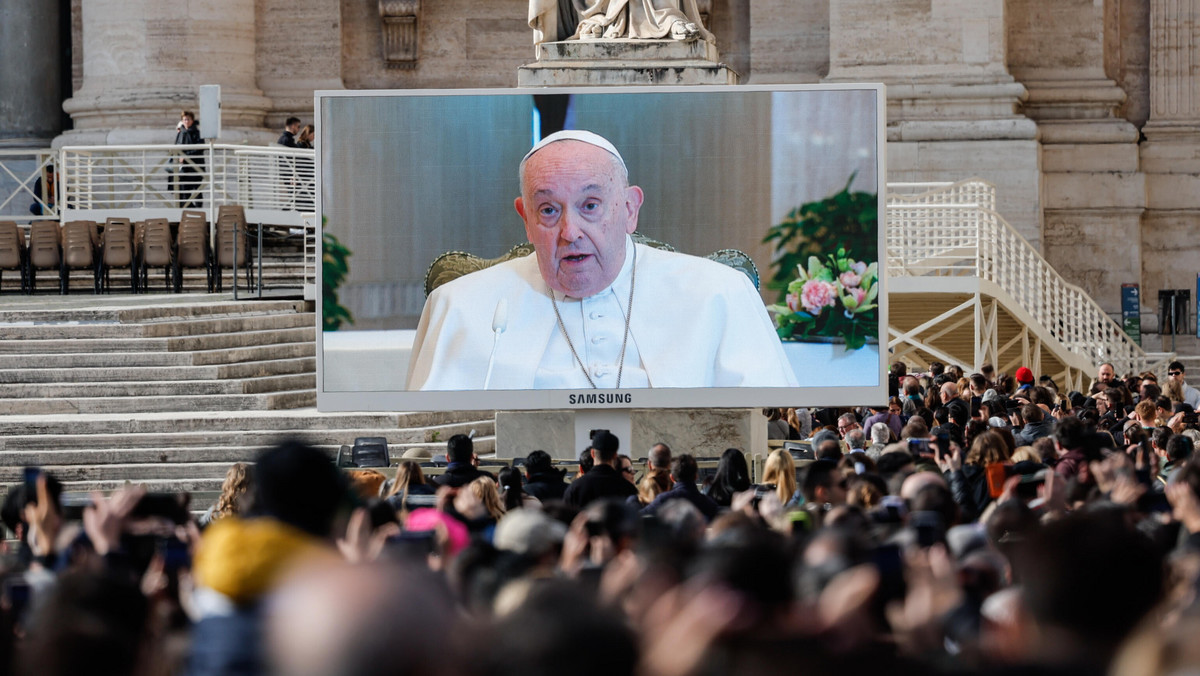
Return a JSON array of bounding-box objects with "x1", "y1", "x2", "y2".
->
[
  {"x1": 934, "y1": 431, "x2": 951, "y2": 460},
  {"x1": 22, "y1": 467, "x2": 41, "y2": 500},
  {"x1": 911, "y1": 511, "x2": 946, "y2": 548},
  {"x1": 908, "y1": 439, "x2": 930, "y2": 456},
  {"x1": 131, "y1": 493, "x2": 189, "y2": 524},
  {"x1": 4, "y1": 576, "x2": 31, "y2": 623},
  {"x1": 158, "y1": 537, "x2": 191, "y2": 573}
]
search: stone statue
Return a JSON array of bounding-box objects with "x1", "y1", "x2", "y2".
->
[{"x1": 529, "y1": 0, "x2": 713, "y2": 48}]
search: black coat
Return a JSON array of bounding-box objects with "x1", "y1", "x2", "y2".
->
[
  {"x1": 562, "y1": 464, "x2": 637, "y2": 508},
  {"x1": 278, "y1": 130, "x2": 297, "y2": 147},
  {"x1": 524, "y1": 469, "x2": 568, "y2": 502},
  {"x1": 431, "y1": 463, "x2": 495, "y2": 489}
]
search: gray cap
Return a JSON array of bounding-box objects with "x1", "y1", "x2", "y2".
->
[{"x1": 493, "y1": 509, "x2": 567, "y2": 558}]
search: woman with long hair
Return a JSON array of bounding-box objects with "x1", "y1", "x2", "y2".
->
[
  {"x1": 707, "y1": 448, "x2": 752, "y2": 508},
  {"x1": 469, "y1": 477, "x2": 506, "y2": 521},
  {"x1": 637, "y1": 467, "x2": 671, "y2": 506},
  {"x1": 761, "y1": 449, "x2": 799, "y2": 508},
  {"x1": 498, "y1": 466, "x2": 540, "y2": 511},
  {"x1": 384, "y1": 460, "x2": 435, "y2": 514},
  {"x1": 203, "y1": 462, "x2": 253, "y2": 526},
  {"x1": 940, "y1": 429, "x2": 1012, "y2": 522}
]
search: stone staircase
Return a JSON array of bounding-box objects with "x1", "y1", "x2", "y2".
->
[{"x1": 0, "y1": 296, "x2": 494, "y2": 510}]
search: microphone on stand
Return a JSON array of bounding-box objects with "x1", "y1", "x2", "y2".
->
[{"x1": 483, "y1": 299, "x2": 508, "y2": 390}]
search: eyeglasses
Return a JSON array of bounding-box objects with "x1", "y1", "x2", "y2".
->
[
  {"x1": 621, "y1": 468, "x2": 635, "y2": 475},
  {"x1": 1170, "y1": 371, "x2": 1184, "y2": 376}
]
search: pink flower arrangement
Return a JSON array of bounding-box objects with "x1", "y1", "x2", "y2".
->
[
  {"x1": 800, "y1": 279, "x2": 837, "y2": 315},
  {"x1": 839, "y1": 270, "x2": 861, "y2": 288}
]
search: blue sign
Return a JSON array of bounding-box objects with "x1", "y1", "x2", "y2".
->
[{"x1": 1122, "y1": 283, "x2": 1141, "y2": 346}]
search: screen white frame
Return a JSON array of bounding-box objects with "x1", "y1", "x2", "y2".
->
[{"x1": 315, "y1": 83, "x2": 888, "y2": 412}]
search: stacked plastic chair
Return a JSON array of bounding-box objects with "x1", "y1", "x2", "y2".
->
[
  {"x1": 60, "y1": 220, "x2": 100, "y2": 294},
  {"x1": 100, "y1": 217, "x2": 137, "y2": 293},
  {"x1": 176, "y1": 210, "x2": 211, "y2": 293},
  {"x1": 214, "y1": 204, "x2": 251, "y2": 293},
  {"x1": 27, "y1": 222, "x2": 62, "y2": 293},
  {"x1": 0, "y1": 221, "x2": 28, "y2": 293},
  {"x1": 139, "y1": 218, "x2": 174, "y2": 292}
]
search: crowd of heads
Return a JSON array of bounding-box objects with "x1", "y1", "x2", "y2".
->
[{"x1": 3, "y1": 359, "x2": 1200, "y2": 675}]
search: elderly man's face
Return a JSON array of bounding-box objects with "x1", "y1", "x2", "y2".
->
[{"x1": 515, "y1": 141, "x2": 643, "y2": 298}]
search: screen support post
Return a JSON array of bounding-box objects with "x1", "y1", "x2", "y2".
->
[{"x1": 574, "y1": 409, "x2": 633, "y2": 460}]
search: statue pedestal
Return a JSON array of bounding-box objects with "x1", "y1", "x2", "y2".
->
[
  {"x1": 517, "y1": 39, "x2": 739, "y2": 87},
  {"x1": 494, "y1": 409, "x2": 766, "y2": 461}
]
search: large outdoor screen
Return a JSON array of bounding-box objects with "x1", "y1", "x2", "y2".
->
[{"x1": 316, "y1": 84, "x2": 886, "y2": 412}]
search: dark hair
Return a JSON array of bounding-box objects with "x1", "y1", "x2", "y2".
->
[
  {"x1": 970, "y1": 373, "x2": 987, "y2": 391},
  {"x1": 1142, "y1": 382, "x2": 1162, "y2": 402},
  {"x1": 285, "y1": 116, "x2": 301, "y2": 126},
  {"x1": 1153, "y1": 426, "x2": 1175, "y2": 450},
  {"x1": 252, "y1": 439, "x2": 347, "y2": 538},
  {"x1": 800, "y1": 459, "x2": 839, "y2": 502},
  {"x1": 910, "y1": 483, "x2": 958, "y2": 529},
  {"x1": 181, "y1": 110, "x2": 195, "y2": 120},
  {"x1": 498, "y1": 467, "x2": 525, "y2": 512},
  {"x1": 875, "y1": 451, "x2": 914, "y2": 478},
  {"x1": 525, "y1": 450, "x2": 554, "y2": 474},
  {"x1": 1053, "y1": 415, "x2": 1089, "y2": 451},
  {"x1": 447, "y1": 434, "x2": 474, "y2": 464},
  {"x1": 1170, "y1": 360, "x2": 1186, "y2": 373},
  {"x1": 590, "y1": 430, "x2": 619, "y2": 462},
  {"x1": 1016, "y1": 511, "x2": 1163, "y2": 650},
  {"x1": 1168, "y1": 435, "x2": 1193, "y2": 463},
  {"x1": 708, "y1": 448, "x2": 751, "y2": 507},
  {"x1": 1030, "y1": 386, "x2": 1055, "y2": 407},
  {"x1": 1022, "y1": 403, "x2": 1044, "y2": 423},
  {"x1": 929, "y1": 362, "x2": 945, "y2": 377},
  {"x1": 670, "y1": 454, "x2": 698, "y2": 484},
  {"x1": 816, "y1": 438, "x2": 843, "y2": 461},
  {"x1": 578, "y1": 448, "x2": 595, "y2": 475}
]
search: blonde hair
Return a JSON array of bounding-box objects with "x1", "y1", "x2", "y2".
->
[
  {"x1": 347, "y1": 469, "x2": 387, "y2": 500},
  {"x1": 761, "y1": 450, "x2": 798, "y2": 506},
  {"x1": 637, "y1": 468, "x2": 671, "y2": 505},
  {"x1": 470, "y1": 477, "x2": 506, "y2": 521},
  {"x1": 385, "y1": 460, "x2": 427, "y2": 499},
  {"x1": 213, "y1": 462, "x2": 253, "y2": 520}
]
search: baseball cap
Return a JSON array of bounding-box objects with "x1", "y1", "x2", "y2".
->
[{"x1": 1015, "y1": 367, "x2": 1034, "y2": 384}]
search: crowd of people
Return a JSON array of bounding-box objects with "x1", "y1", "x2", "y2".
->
[{"x1": 3, "y1": 358, "x2": 1200, "y2": 676}]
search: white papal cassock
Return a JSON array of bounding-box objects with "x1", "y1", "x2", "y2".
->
[{"x1": 406, "y1": 236, "x2": 800, "y2": 390}]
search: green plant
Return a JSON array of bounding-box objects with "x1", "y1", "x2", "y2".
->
[
  {"x1": 762, "y1": 177, "x2": 879, "y2": 349},
  {"x1": 430, "y1": 431, "x2": 441, "y2": 443},
  {"x1": 762, "y1": 175, "x2": 878, "y2": 301},
  {"x1": 322, "y1": 227, "x2": 354, "y2": 331}
]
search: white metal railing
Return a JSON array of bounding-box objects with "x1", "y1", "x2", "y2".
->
[
  {"x1": 57, "y1": 143, "x2": 314, "y2": 228},
  {"x1": 885, "y1": 178, "x2": 1160, "y2": 378},
  {"x1": 302, "y1": 212, "x2": 317, "y2": 301},
  {"x1": 0, "y1": 149, "x2": 58, "y2": 221}
]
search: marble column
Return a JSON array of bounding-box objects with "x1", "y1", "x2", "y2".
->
[
  {"x1": 0, "y1": 0, "x2": 62, "y2": 145},
  {"x1": 824, "y1": 0, "x2": 1043, "y2": 245},
  {"x1": 1141, "y1": 0, "x2": 1200, "y2": 312},
  {"x1": 1007, "y1": 0, "x2": 1143, "y2": 315},
  {"x1": 59, "y1": 0, "x2": 273, "y2": 145}
]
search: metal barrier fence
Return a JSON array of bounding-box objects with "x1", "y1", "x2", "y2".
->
[
  {"x1": 0, "y1": 149, "x2": 58, "y2": 221},
  {"x1": 56, "y1": 143, "x2": 314, "y2": 228}
]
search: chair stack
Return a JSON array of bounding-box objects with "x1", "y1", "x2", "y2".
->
[
  {"x1": 27, "y1": 222, "x2": 62, "y2": 293},
  {"x1": 176, "y1": 210, "x2": 211, "y2": 293},
  {"x1": 0, "y1": 221, "x2": 28, "y2": 293},
  {"x1": 139, "y1": 218, "x2": 175, "y2": 292},
  {"x1": 100, "y1": 217, "x2": 137, "y2": 293},
  {"x1": 214, "y1": 204, "x2": 251, "y2": 293},
  {"x1": 60, "y1": 220, "x2": 100, "y2": 294}
]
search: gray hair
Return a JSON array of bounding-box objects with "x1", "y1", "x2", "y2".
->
[
  {"x1": 846, "y1": 428, "x2": 867, "y2": 450},
  {"x1": 870, "y1": 422, "x2": 891, "y2": 445}
]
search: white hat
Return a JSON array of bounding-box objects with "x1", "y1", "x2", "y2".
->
[{"x1": 521, "y1": 129, "x2": 627, "y2": 176}]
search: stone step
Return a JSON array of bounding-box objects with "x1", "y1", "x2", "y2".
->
[
  {"x1": 0, "y1": 357, "x2": 315, "y2": 384},
  {"x1": 0, "y1": 462, "x2": 243, "y2": 483},
  {"x1": 0, "y1": 373, "x2": 314, "y2": 398},
  {"x1": 0, "y1": 342, "x2": 315, "y2": 369},
  {"x1": 0, "y1": 419, "x2": 493, "y2": 452},
  {"x1": 0, "y1": 389, "x2": 316, "y2": 415},
  {"x1": 0, "y1": 300, "x2": 308, "y2": 324},
  {"x1": 55, "y1": 478, "x2": 227, "y2": 495},
  {"x1": 0, "y1": 312, "x2": 313, "y2": 339},
  {"x1": 0, "y1": 433, "x2": 497, "y2": 468},
  {"x1": 0, "y1": 409, "x2": 491, "y2": 436},
  {"x1": 0, "y1": 326, "x2": 314, "y2": 353}
]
